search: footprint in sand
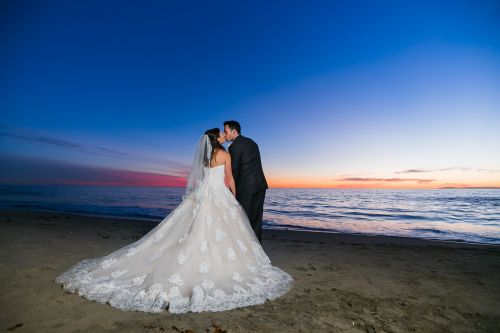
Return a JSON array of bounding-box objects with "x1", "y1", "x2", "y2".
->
[
  {"x1": 308, "y1": 264, "x2": 317, "y2": 271},
  {"x1": 321, "y1": 265, "x2": 336, "y2": 272},
  {"x1": 6, "y1": 323, "x2": 23, "y2": 331},
  {"x1": 39, "y1": 266, "x2": 55, "y2": 271}
]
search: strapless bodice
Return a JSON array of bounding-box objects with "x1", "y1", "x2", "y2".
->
[{"x1": 207, "y1": 164, "x2": 225, "y2": 188}]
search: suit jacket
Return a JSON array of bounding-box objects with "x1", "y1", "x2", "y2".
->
[{"x1": 228, "y1": 135, "x2": 268, "y2": 197}]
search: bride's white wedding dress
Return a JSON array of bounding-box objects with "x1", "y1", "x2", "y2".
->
[{"x1": 54, "y1": 161, "x2": 294, "y2": 313}]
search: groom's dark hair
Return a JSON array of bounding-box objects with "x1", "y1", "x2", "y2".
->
[{"x1": 223, "y1": 120, "x2": 241, "y2": 134}]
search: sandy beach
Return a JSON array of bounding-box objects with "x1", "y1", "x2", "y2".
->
[{"x1": 1, "y1": 209, "x2": 499, "y2": 332}]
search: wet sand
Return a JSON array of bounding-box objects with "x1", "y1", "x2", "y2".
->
[{"x1": 1, "y1": 209, "x2": 499, "y2": 332}]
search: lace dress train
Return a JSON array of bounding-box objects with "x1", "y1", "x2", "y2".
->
[{"x1": 54, "y1": 164, "x2": 294, "y2": 313}]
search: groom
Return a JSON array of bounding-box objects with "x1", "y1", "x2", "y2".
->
[{"x1": 224, "y1": 120, "x2": 268, "y2": 244}]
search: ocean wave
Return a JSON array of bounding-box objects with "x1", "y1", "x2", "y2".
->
[{"x1": 1, "y1": 186, "x2": 499, "y2": 244}]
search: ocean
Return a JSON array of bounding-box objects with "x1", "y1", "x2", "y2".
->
[{"x1": 1, "y1": 185, "x2": 499, "y2": 244}]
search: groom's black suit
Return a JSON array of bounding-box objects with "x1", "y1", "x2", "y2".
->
[{"x1": 228, "y1": 135, "x2": 268, "y2": 244}]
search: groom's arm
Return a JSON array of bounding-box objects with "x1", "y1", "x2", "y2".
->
[{"x1": 230, "y1": 145, "x2": 242, "y2": 186}]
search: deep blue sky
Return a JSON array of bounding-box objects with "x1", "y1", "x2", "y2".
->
[{"x1": 1, "y1": 0, "x2": 499, "y2": 187}]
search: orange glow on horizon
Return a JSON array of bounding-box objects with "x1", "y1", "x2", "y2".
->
[
  {"x1": 52, "y1": 175, "x2": 500, "y2": 189},
  {"x1": 2, "y1": 158, "x2": 498, "y2": 189},
  {"x1": 267, "y1": 177, "x2": 500, "y2": 189}
]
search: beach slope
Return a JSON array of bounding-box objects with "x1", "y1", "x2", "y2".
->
[{"x1": 1, "y1": 210, "x2": 499, "y2": 332}]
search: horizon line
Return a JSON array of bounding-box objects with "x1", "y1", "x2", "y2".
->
[{"x1": 1, "y1": 183, "x2": 499, "y2": 190}]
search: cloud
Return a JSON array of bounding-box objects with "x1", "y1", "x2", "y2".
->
[
  {"x1": 394, "y1": 169, "x2": 430, "y2": 173},
  {"x1": 337, "y1": 177, "x2": 434, "y2": 184},
  {"x1": 0, "y1": 126, "x2": 189, "y2": 176},
  {"x1": 0, "y1": 153, "x2": 186, "y2": 187},
  {"x1": 396, "y1": 167, "x2": 500, "y2": 174}
]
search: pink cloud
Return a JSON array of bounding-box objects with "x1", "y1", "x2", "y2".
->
[
  {"x1": 0, "y1": 153, "x2": 187, "y2": 187},
  {"x1": 338, "y1": 177, "x2": 434, "y2": 184}
]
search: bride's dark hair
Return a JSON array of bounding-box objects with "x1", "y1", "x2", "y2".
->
[{"x1": 204, "y1": 128, "x2": 225, "y2": 166}]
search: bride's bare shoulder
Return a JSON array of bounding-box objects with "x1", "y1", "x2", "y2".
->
[
  {"x1": 217, "y1": 148, "x2": 229, "y2": 155},
  {"x1": 214, "y1": 149, "x2": 229, "y2": 163}
]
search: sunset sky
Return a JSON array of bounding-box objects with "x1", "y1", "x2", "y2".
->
[{"x1": 1, "y1": 0, "x2": 499, "y2": 188}]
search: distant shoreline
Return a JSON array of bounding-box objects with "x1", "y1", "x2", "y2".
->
[{"x1": 438, "y1": 186, "x2": 500, "y2": 189}]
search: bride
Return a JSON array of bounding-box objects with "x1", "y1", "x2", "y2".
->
[{"x1": 54, "y1": 128, "x2": 294, "y2": 313}]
